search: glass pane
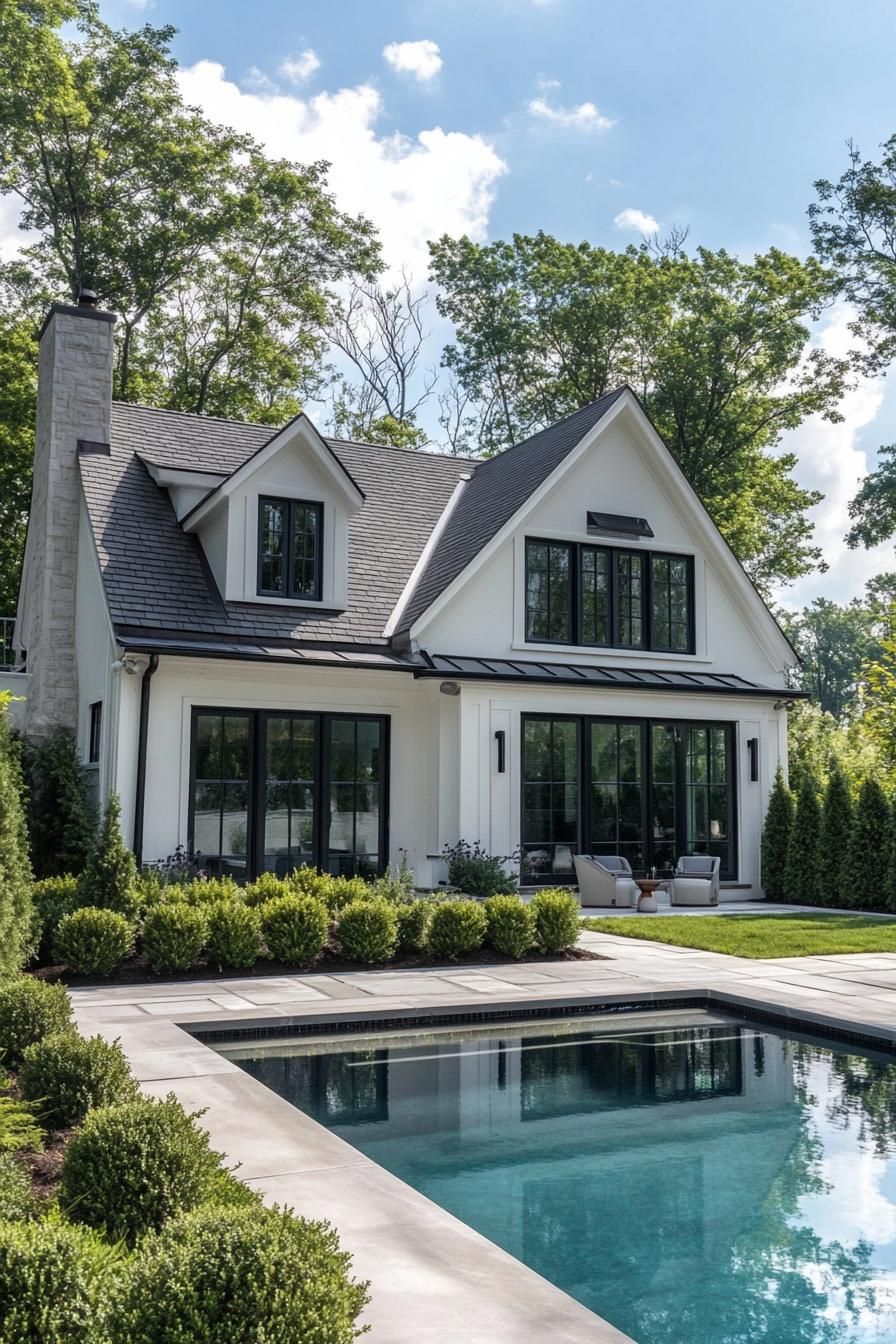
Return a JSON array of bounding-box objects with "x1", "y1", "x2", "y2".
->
[
  {"x1": 329, "y1": 719, "x2": 356, "y2": 782},
  {"x1": 192, "y1": 713, "x2": 251, "y2": 879},
  {"x1": 291, "y1": 504, "x2": 320, "y2": 598},
  {"x1": 262, "y1": 715, "x2": 317, "y2": 877},
  {"x1": 618, "y1": 725, "x2": 641, "y2": 782},
  {"x1": 260, "y1": 500, "x2": 285, "y2": 593},
  {"x1": 193, "y1": 783, "x2": 221, "y2": 857},
  {"x1": 326, "y1": 719, "x2": 383, "y2": 878},
  {"x1": 195, "y1": 714, "x2": 221, "y2": 780},
  {"x1": 587, "y1": 721, "x2": 644, "y2": 869},
  {"x1": 580, "y1": 548, "x2": 609, "y2": 645},
  {"x1": 591, "y1": 723, "x2": 617, "y2": 781},
  {"x1": 552, "y1": 721, "x2": 579, "y2": 782},
  {"x1": 520, "y1": 718, "x2": 579, "y2": 884}
]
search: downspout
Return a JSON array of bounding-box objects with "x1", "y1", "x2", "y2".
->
[{"x1": 132, "y1": 653, "x2": 159, "y2": 865}]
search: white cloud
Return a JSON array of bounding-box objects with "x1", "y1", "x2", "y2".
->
[
  {"x1": 613, "y1": 207, "x2": 659, "y2": 234},
  {"x1": 382, "y1": 39, "x2": 442, "y2": 83},
  {"x1": 278, "y1": 50, "x2": 321, "y2": 85},
  {"x1": 527, "y1": 96, "x2": 614, "y2": 131},
  {"x1": 177, "y1": 61, "x2": 506, "y2": 276}
]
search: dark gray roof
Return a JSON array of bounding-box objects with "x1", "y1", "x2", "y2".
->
[
  {"x1": 394, "y1": 389, "x2": 625, "y2": 635},
  {"x1": 80, "y1": 403, "x2": 472, "y2": 647}
]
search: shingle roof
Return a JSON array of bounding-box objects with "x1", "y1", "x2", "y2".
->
[
  {"x1": 79, "y1": 403, "x2": 473, "y2": 648},
  {"x1": 393, "y1": 389, "x2": 625, "y2": 635}
]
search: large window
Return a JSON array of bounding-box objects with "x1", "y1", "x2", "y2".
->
[
  {"x1": 258, "y1": 497, "x2": 323, "y2": 600},
  {"x1": 521, "y1": 714, "x2": 736, "y2": 883},
  {"x1": 524, "y1": 540, "x2": 694, "y2": 653}
]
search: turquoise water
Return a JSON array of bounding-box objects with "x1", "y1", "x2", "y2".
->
[{"x1": 224, "y1": 1010, "x2": 896, "y2": 1343}]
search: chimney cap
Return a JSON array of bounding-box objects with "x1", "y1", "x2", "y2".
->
[
  {"x1": 77, "y1": 287, "x2": 98, "y2": 308},
  {"x1": 37, "y1": 301, "x2": 116, "y2": 341}
]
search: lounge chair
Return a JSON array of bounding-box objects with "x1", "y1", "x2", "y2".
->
[
  {"x1": 670, "y1": 855, "x2": 721, "y2": 906},
  {"x1": 573, "y1": 854, "x2": 639, "y2": 909}
]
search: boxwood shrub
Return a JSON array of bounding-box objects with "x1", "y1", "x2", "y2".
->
[
  {"x1": 20, "y1": 1032, "x2": 139, "y2": 1130},
  {"x1": 242, "y1": 872, "x2": 288, "y2": 908},
  {"x1": 531, "y1": 888, "x2": 581, "y2": 953},
  {"x1": 31, "y1": 876, "x2": 80, "y2": 961},
  {"x1": 427, "y1": 899, "x2": 487, "y2": 960},
  {"x1": 0, "y1": 1216, "x2": 119, "y2": 1344},
  {"x1": 484, "y1": 895, "x2": 535, "y2": 958},
  {"x1": 337, "y1": 900, "x2": 398, "y2": 964},
  {"x1": 260, "y1": 895, "x2": 328, "y2": 967},
  {"x1": 60, "y1": 1095, "x2": 228, "y2": 1246},
  {"x1": 206, "y1": 901, "x2": 261, "y2": 971},
  {"x1": 0, "y1": 978, "x2": 72, "y2": 1067},
  {"x1": 53, "y1": 907, "x2": 134, "y2": 976},
  {"x1": 162, "y1": 877, "x2": 241, "y2": 908},
  {"x1": 142, "y1": 904, "x2": 208, "y2": 973},
  {"x1": 110, "y1": 1203, "x2": 369, "y2": 1344},
  {"x1": 0, "y1": 1154, "x2": 35, "y2": 1222},
  {"x1": 320, "y1": 875, "x2": 370, "y2": 913},
  {"x1": 395, "y1": 899, "x2": 431, "y2": 953}
]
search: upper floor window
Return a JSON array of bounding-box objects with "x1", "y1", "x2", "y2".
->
[
  {"x1": 525, "y1": 539, "x2": 694, "y2": 653},
  {"x1": 258, "y1": 497, "x2": 323, "y2": 601},
  {"x1": 88, "y1": 701, "x2": 102, "y2": 764}
]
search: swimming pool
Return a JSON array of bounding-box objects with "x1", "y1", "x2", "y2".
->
[{"x1": 219, "y1": 1009, "x2": 896, "y2": 1343}]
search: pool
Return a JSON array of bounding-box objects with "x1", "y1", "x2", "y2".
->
[{"x1": 218, "y1": 1009, "x2": 896, "y2": 1343}]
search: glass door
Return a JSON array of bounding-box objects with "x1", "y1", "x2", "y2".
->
[
  {"x1": 587, "y1": 720, "x2": 645, "y2": 871},
  {"x1": 521, "y1": 717, "x2": 580, "y2": 883},
  {"x1": 649, "y1": 724, "x2": 677, "y2": 873},
  {"x1": 325, "y1": 717, "x2": 386, "y2": 878},
  {"x1": 190, "y1": 711, "x2": 252, "y2": 879},
  {"x1": 262, "y1": 715, "x2": 317, "y2": 876},
  {"x1": 684, "y1": 725, "x2": 734, "y2": 875}
]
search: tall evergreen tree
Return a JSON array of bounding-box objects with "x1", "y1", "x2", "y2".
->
[
  {"x1": 0, "y1": 694, "x2": 33, "y2": 977},
  {"x1": 762, "y1": 768, "x2": 795, "y2": 901},
  {"x1": 820, "y1": 765, "x2": 854, "y2": 908},
  {"x1": 80, "y1": 793, "x2": 137, "y2": 918},
  {"x1": 846, "y1": 777, "x2": 891, "y2": 911},
  {"x1": 784, "y1": 776, "x2": 822, "y2": 906},
  {"x1": 23, "y1": 729, "x2": 95, "y2": 878}
]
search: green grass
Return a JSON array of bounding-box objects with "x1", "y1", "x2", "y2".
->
[{"x1": 581, "y1": 912, "x2": 896, "y2": 958}]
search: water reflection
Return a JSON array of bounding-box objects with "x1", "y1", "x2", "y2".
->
[{"x1": 231, "y1": 1014, "x2": 896, "y2": 1344}]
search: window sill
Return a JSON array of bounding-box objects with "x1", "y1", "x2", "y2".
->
[
  {"x1": 230, "y1": 593, "x2": 346, "y2": 612},
  {"x1": 511, "y1": 642, "x2": 711, "y2": 664}
]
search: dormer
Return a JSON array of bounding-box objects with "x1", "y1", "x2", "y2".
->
[{"x1": 176, "y1": 414, "x2": 364, "y2": 609}]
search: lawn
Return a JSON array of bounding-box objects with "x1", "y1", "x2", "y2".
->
[{"x1": 581, "y1": 912, "x2": 896, "y2": 959}]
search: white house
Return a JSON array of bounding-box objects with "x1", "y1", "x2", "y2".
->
[{"x1": 10, "y1": 297, "x2": 803, "y2": 895}]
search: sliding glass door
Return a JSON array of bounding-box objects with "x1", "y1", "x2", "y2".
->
[
  {"x1": 521, "y1": 714, "x2": 736, "y2": 883},
  {"x1": 262, "y1": 715, "x2": 317, "y2": 876}
]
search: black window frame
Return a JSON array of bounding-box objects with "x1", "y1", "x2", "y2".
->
[
  {"x1": 87, "y1": 701, "x2": 102, "y2": 764},
  {"x1": 257, "y1": 496, "x2": 324, "y2": 601},
  {"x1": 524, "y1": 538, "x2": 695, "y2": 654},
  {"x1": 524, "y1": 539, "x2": 574, "y2": 644}
]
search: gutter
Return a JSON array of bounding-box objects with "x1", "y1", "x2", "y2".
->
[{"x1": 132, "y1": 653, "x2": 159, "y2": 864}]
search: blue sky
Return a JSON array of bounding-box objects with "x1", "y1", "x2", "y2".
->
[{"x1": 91, "y1": 0, "x2": 896, "y2": 605}]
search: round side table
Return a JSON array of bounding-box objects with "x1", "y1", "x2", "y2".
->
[{"x1": 634, "y1": 878, "x2": 662, "y2": 913}]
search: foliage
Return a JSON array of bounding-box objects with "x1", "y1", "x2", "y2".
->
[
  {"x1": 22, "y1": 729, "x2": 95, "y2": 880},
  {"x1": 395, "y1": 899, "x2": 432, "y2": 953},
  {"x1": 319, "y1": 875, "x2": 370, "y2": 912},
  {"x1": 861, "y1": 626, "x2": 896, "y2": 777},
  {"x1": 442, "y1": 840, "x2": 517, "y2": 898},
  {"x1": 820, "y1": 766, "x2": 854, "y2": 909},
  {"x1": 582, "y1": 912, "x2": 896, "y2": 958},
  {"x1": 0, "y1": 1213, "x2": 120, "y2": 1344},
  {"x1": 847, "y1": 777, "x2": 892, "y2": 912},
  {"x1": 0, "y1": 978, "x2": 72, "y2": 1067},
  {"x1": 784, "y1": 776, "x2": 823, "y2": 906},
  {"x1": 427, "y1": 899, "x2": 487, "y2": 960},
  {"x1": 530, "y1": 889, "x2": 581, "y2": 953},
  {"x1": 0, "y1": 702, "x2": 34, "y2": 978},
  {"x1": 20, "y1": 1031, "x2": 138, "y2": 1129},
  {"x1": 484, "y1": 895, "x2": 536, "y2": 958},
  {"x1": 786, "y1": 702, "x2": 879, "y2": 795},
  {"x1": 368, "y1": 859, "x2": 416, "y2": 904},
  {"x1": 205, "y1": 900, "x2": 261, "y2": 971},
  {"x1": 31, "y1": 875, "x2": 80, "y2": 961},
  {"x1": 243, "y1": 872, "x2": 289, "y2": 907},
  {"x1": 0, "y1": 1153, "x2": 36, "y2": 1222},
  {"x1": 60, "y1": 1094, "x2": 229, "y2": 1246},
  {"x1": 142, "y1": 904, "x2": 208, "y2": 973},
  {"x1": 782, "y1": 598, "x2": 880, "y2": 719},
  {"x1": 761, "y1": 768, "x2": 795, "y2": 902},
  {"x1": 80, "y1": 793, "x2": 138, "y2": 919},
  {"x1": 110, "y1": 1203, "x2": 369, "y2": 1344},
  {"x1": 337, "y1": 900, "x2": 398, "y2": 964},
  {"x1": 53, "y1": 906, "x2": 134, "y2": 975},
  {"x1": 429, "y1": 233, "x2": 847, "y2": 592},
  {"x1": 0, "y1": 315, "x2": 39, "y2": 613},
  {"x1": 0, "y1": 1094, "x2": 43, "y2": 1155},
  {"x1": 260, "y1": 894, "x2": 329, "y2": 967},
  {"x1": 160, "y1": 875, "x2": 241, "y2": 908}
]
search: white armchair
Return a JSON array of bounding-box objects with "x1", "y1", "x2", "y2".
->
[
  {"x1": 573, "y1": 854, "x2": 639, "y2": 909},
  {"x1": 670, "y1": 855, "x2": 721, "y2": 906}
]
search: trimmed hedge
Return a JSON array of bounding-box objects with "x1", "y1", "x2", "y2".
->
[
  {"x1": 530, "y1": 889, "x2": 580, "y2": 953},
  {"x1": 142, "y1": 904, "x2": 209, "y2": 973},
  {"x1": 260, "y1": 895, "x2": 329, "y2": 967},
  {"x1": 337, "y1": 901, "x2": 398, "y2": 964},
  {"x1": 20, "y1": 1033, "x2": 139, "y2": 1130},
  {"x1": 0, "y1": 979, "x2": 72, "y2": 1067},
  {"x1": 395, "y1": 899, "x2": 431, "y2": 953},
  {"x1": 0, "y1": 1154, "x2": 36, "y2": 1222},
  {"x1": 484, "y1": 895, "x2": 535, "y2": 958},
  {"x1": 428, "y1": 899, "x2": 487, "y2": 960},
  {"x1": 162, "y1": 877, "x2": 241, "y2": 908},
  {"x1": 31, "y1": 876, "x2": 80, "y2": 961},
  {"x1": 53, "y1": 907, "x2": 134, "y2": 975},
  {"x1": 206, "y1": 901, "x2": 261, "y2": 971},
  {"x1": 0, "y1": 1215, "x2": 118, "y2": 1344}
]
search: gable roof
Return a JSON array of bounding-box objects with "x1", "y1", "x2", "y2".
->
[{"x1": 393, "y1": 390, "x2": 625, "y2": 636}]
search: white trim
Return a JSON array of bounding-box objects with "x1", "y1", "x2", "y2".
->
[{"x1": 383, "y1": 474, "x2": 472, "y2": 638}]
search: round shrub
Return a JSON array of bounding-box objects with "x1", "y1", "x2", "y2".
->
[
  {"x1": 53, "y1": 906, "x2": 134, "y2": 975},
  {"x1": 20, "y1": 1032, "x2": 138, "y2": 1130},
  {"x1": 110, "y1": 1203, "x2": 369, "y2": 1344},
  {"x1": 0, "y1": 1154, "x2": 35, "y2": 1222},
  {"x1": 260, "y1": 895, "x2": 328, "y2": 967},
  {"x1": 484, "y1": 895, "x2": 536, "y2": 958},
  {"x1": 243, "y1": 872, "x2": 289, "y2": 908},
  {"x1": 284, "y1": 865, "x2": 331, "y2": 899},
  {"x1": 337, "y1": 900, "x2": 397, "y2": 964},
  {"x1": 427, "y1": 899, "x2": 487, "y2": 960},
  {"x1": 142, "y1": 904, "x2": 208, "y2": 973},
  {"x1": 395, "y1": 899, "x2": 431, "y2": 953},
  {"x1": 162, "y1": 876, "x2": 241, "y2": 908},
  {"x1": 324, "y1": 875, "x2": 372, "y2": 912},
  {"x1": 531, "y1": 888, "x2": 581, "y2": 953},
  {"x1": 206, "y1": 901, "x2": 261, "y2": 971},
  {"x1": 0, "y1": 1216, "x2": 118, "y2": 1344},
  {"x1": 32, "y1": 876, "x2": 80, "y2": 961},
  {"x1": 60, "y1": 1095, "x2": 227, "y2": 1246},
  {"x1": 0, "y1": 978, "x2": 72, "y2": 1067}
]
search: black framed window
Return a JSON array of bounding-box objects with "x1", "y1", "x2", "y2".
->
[
  {"x1": 191, "y1": 711, "x2": 253, "y2": 879},
  {"x1": 258, "y1": 497, "x2": 322, "y2": 600},
  {"x1": 524, "y1": 539, "x2": 694, "y2": 653},
  {"x1": 88, "y1": 701, "x2": 102, "y2": 764},
  {"x1": 521, "y1": 717, "x2": 579, "y2": 882}
]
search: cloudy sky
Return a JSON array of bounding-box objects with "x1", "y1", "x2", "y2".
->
[{"x1": 34, "y1": 0, "x2": 896, "y2": 606}]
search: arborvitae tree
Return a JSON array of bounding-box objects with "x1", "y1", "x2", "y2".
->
[
  {"x1": 846, "y1": 777, "x2": 892, "y2": 912},
  {"x1": 80, "y1": 793, "x2": 137, "y2": 918},
  {"x1": 783, "y1": 775, "x2": 822, "y2": 906},
  {"x1": 820, "y1": 765, "x2": 854, "y2": 909},
  {"x1": 23, "y1": 728, "x2": 95, "y2": 878},
  {"x1": 762, "y1": 767, "x2": 795, "y2": 901},
  {"x1": 0, "y1": 695, "x2": 34, "y2": 976}
]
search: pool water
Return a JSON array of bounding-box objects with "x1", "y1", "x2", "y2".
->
[{"x1": 221, "y1": 1010, "x2": 896, "y2": 1344}]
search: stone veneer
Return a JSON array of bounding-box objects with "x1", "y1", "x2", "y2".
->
[{"x1": 21, "y1": 303, "x2": 115, "y2": 737}]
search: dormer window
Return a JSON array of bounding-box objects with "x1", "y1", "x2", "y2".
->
[{"x1": 258, "y1": 497, "x2": 323, "y2": 601}]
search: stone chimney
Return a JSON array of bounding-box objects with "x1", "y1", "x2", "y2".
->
[{"x1": 19, "y1": 296, "x2": 115, "y2": 738}]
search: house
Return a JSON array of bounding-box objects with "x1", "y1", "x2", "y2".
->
[{"x1": 10, "y1": 297, "x2": 803, "y2": 894}]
